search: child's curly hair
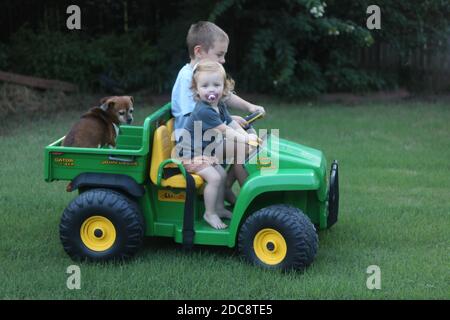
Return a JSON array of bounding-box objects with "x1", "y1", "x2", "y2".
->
[{"x1": 191, "y1": 60, "x2": 235, "y2": 102}]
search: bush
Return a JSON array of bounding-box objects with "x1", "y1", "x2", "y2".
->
[
  {"x1": 207, "y1": 0, "x2": 376, "y2": 98},
  {"x1": 2, "y1": 0, "x2": 448, "y2": 96},
  {"x1": 207, "y1": 0, "x2": 450, "y2": 97},
  {"x1": 6, "y1": 27, "x2": 160, "y2": 92}
]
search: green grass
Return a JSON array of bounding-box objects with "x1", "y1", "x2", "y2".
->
[{"x1": 0, "y1": 101, "x2": 449, "y2": 299}]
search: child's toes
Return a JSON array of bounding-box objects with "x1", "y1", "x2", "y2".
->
[{"x1": 204, "y1": 213, "x2": 228, "y2": 229}]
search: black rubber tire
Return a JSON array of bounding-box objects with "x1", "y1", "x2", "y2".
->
[
  {"x1": 59, "y1": 188, "x2": 145, "y2": 262},
  {"x1": 327, "y1": 160, "x2": 339, "y2": 228},
  {"x1": 79, "y1": 187, "x2": 145, "y2": 230},
  {"x1": 238, "y1": 204, "x2": 318, "y2": 271}
]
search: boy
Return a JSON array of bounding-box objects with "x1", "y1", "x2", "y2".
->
[
  {"x1": 172, "y1": 21, "x2": 265, "y2": 141},
  {"x1": 171, "y1": 21, "x2": 265, "y2": 204}
]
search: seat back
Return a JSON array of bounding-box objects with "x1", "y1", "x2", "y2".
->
[
  {"x1": 150, "y1": 125, "x2": 172, "y2": 184},
  {"x1": 166, "y1": 118, "x2": 176, "y2": 150}
]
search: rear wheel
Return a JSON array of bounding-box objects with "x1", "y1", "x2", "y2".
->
[
  {"x1": 59, "y1": 188, "x2": 145, "y2": 262},
  {"x1": 238, "y1": 205, "x2": 318, "y2": 271}
]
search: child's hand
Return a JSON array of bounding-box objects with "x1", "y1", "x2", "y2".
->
[
  {"x1": 247, "y1": 133, "x2": 260, "y2": 147},
  {"x1": 231, "y1": 115, "x2": 249, "y2": 128},
  {"x1": 249, "y1": 105, "x2": 266, "y2": 116},
  {"x1": 247, "y1": 140, "x2": 259, "y2": 147}
]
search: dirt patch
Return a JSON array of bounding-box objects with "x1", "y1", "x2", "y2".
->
[
  {"x1": 2, "y1": 84, "x2": 448, "y2": 123},
  {"x1": 0, "y1": 84, "x2": 103, "y2": 119}
]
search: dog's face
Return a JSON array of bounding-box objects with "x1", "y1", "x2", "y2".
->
[{"x1": 100, "y1": 96, "x2": 134, "y2": 124}]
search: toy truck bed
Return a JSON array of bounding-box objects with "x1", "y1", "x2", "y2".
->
[
  {"x1": 44, "y1": 125, "x2": 148, "y2": 183},
  {"x1": 44, "y1": 104, "x2": 172, "y2": 184}
]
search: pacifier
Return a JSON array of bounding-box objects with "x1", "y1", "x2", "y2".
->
[{"x1": 207, "y1": 94, "x2": 217, "y2": 102}]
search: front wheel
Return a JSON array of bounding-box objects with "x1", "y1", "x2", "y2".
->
[
  {"x1": 238, "y1": 205, "x2": 318, "y2": 271},
  {"x1": 59, "y1": 188, "x2": 145, "y2": 262}
]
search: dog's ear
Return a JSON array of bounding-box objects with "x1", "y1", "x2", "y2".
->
[
  {"x1": 100, "y1": 101, "x2": 116, "y2": 111},
  {"x1": 129, "y1": 96, "x2": 134, "y2": 104},
  {"x1": 100, "y1": 101, "x2": 115, "y2": 111},
  {"x1": 100, "y1": 96, "x2": 114, "y2": 105}
]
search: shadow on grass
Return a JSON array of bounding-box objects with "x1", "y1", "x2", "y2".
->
[{"x1": 140, "y1": 236, "x2": 239, "y2": 258}]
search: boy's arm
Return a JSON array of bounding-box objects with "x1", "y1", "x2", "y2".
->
[
  {"x1": 230, "y1": 115, "x2": 248, "y2": 128},
  {"x1": 227, "y1": 93, "x2": 266, "y2": 115},
  {"x1": 228, "y1": 120, "x2": 249, "y2": 136},
  {"x1": 171, "y1": 67, "x2": 195, "y2": 118}
]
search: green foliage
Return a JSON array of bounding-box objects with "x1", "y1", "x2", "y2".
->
[
  {"x1": 1, "y1": 0, "x2": 449, "y2": 96},
  {"x1": 91, "y1": 30, "x2": 162, "y2": 92},
  {"x1": 208, "y1": 0, "x2": 380, "y2": 98},
  {"x1": 324, "y1": 50, "x2": 391, "y2": 92},
  {"x1": 209, "y1": 0, "x2": 449, "y2": 97},
  {"x1": 7, "y1": 27, "x2": 160, "y2": 91},
  {"x1": 9, "y1": 28, "x2": 95, "y2": 88},
  {"x1": 367, "y1": 0, "x2": 450, "y2": 51}
]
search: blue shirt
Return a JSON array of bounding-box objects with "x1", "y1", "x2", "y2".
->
[{"x1": 171, "y1": 64, "x2": 195, "y2": 140}]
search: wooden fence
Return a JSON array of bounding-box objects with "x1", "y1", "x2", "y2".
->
[{"x1": 358, "y1": 41, "x2": 450, "y2": 92}]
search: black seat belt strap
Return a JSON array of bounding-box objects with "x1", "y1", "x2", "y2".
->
[{"x1": 182, "y1": 172, "x2": 195, "y2": 249}]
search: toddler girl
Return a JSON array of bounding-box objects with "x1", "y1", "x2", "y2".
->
[{"x1": 177, "y1": 60, "x2": 258, "y2": 229}]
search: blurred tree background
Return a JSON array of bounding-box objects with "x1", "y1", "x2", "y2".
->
[{"x1": 0, "y1": 0, "x2": 449, "y2": 98}]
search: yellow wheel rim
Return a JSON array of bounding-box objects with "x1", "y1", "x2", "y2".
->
[
  {"x1": 80, "y1": 216, "x2": 116, "y2": 252},
  {"x1": 253, "y1": 228, "x2": 287, "y2": 265}
]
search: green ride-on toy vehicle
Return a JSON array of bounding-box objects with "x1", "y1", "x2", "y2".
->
[{"x1": 44, "y1": 103, "x2": 339, "y2": 271}]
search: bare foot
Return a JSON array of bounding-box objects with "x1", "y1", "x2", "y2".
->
[
  {"x1": 217, "y1": 208, "x2": 232, "y2": 219},
  {"x1": 204, "y1": 213, "x2": 228, "y2": 229}
]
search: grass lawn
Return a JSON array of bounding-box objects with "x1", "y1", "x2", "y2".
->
[{"x1": 0, "y1": 100, "x2": 449, "y2": 299}]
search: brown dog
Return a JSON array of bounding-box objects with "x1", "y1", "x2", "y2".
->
[{"x1": 62, "y1": 96, "x2": 134, "y2": 148}]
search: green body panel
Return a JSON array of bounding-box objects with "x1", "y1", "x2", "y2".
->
[
  {"x1": 246, "y1": 135, "x2": 328, "y2": 201},
  {"x1": 223, "y1": 135, "x2": 330, "y2": 246},
  {"x1": 227, "y1": 170, "x2": 319, "y2": 246},
  {"x1": 44, "y1": 122, "x2": 150, "y2": 184},
  {"x1": 44, "y1": 103, "x2": 331, "y2": 248},
  {"x1": 140, "y1": 184, "x2": 230, "y2": 246},
  {"x1": 44, "y1": 103, "x2": 172, "y2": 184}
]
